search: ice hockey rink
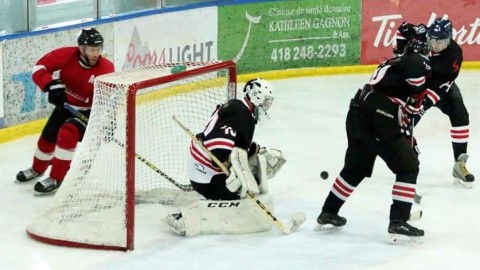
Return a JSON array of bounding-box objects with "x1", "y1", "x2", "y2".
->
[{"x1": 1, "y1": 71, "x2": 479, "y2": 270}]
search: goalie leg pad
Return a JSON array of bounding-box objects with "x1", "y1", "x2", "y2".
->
[
  {"x1": 225, "y1": 170, "x2": 245, "y2": 197},
  {"x1": 168, "y1": 194, "x2": 274, "y2": 236},
  {"x1": 230, "y1": 147, "x2": 260, "y2": 194},
  {"x1": 256, "y1": 154, "x2": 269, "y2": 194},
  {"x1": 136, "y1": 188, "x2": 203, "y2": 205}
]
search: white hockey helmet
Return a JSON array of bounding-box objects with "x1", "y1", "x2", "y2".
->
[{"x1": 243, "y1": 78, "x2": 274, "y2": 111}]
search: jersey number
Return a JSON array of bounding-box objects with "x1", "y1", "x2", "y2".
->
[
  {"x1": 203, "y1": 108, "x2": 236, "y2": 137},
  {"x1": 369, "y1": 64, "x2": 391, "y2": 85}
]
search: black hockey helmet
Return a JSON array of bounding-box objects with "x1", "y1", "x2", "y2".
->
[
  {"x1": 77, "y1": 28, "x2": 104, "y2": 46},
  {"x1": 427, "y1": 18, "x2": 453, "y2": 40},
  {"x1": 426, "y1": 18, "x2": 452, "y2": 53},
  {"x1": 404, "y1": 39, "x2": 430, "y2": 56}
]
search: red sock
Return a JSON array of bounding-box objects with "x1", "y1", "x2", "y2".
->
[
  {"x1": 50, "y1": 123, "x2": 80, "y2": 181},
  {"x1": 32, "y1": 137, "x2": 55, "y2": 174}
]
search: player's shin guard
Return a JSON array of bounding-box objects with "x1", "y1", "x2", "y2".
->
[
  {"x1": 316, "y1": 172, "x2": 360, "y2": 231},
  {"x1": 49, "y1": 123, "x2": 79, "y2": 181},
  {"x1": 389, "y1": 181, "x2": 423, "y2": 243},
  {"x1": 32, "y1": 137, "x2": 56, "y2": 174},
  {"x1": 321, "y1": 173, "x2": 358, "y2": 214}
]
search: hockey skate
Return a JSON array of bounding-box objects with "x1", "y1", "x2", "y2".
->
[
  {"x1": 164, "y1": 213, "x2": 186, "y2": 236},
  {"x1": 314, "y1": 212, "x2": 347, "y2": 231},
  {"x1": 387, "y1": 219, "x2": 424, "y2": 244},
  {"x1": 16, "y1": 168, "x2": 43, "y2": 183},
  {"x1": 453, "y1": 153, "x2": 475, "y2": 188},
  {"x1": 34, "y1": 177, "x2": 62, "y2": 196}
]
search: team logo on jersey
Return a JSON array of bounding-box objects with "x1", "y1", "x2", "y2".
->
[
  {"x1": 194, "y1": 163, "x2": 207, "y2": 174},
  {"x1": 452, "y1": 60, "x2": 460, "y2": 73}
]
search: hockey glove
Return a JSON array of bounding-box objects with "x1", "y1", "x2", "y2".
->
[
  {"x1": 404, "y1": 90, "x2": 427, "y2": 115},
  {"x1": 258, "y1": 147, "x2": 287, "y2": 179},
  {"x1": 45, "y1": 79, "x2": 66, "y2": 109},
  {"x1": 393, "y1": 22, "x2": 427, "y2": 57}
]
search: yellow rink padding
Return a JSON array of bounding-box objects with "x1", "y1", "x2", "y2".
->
[
  {"x1": 2, "y1": 62, "x2": 479, "y2": 145},
  {"x1": 0, "y1": 118, "x2": 46, "y2": 144}
]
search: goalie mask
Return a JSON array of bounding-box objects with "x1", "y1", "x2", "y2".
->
[{"x1": 244, "y1": 78, "x2": 274, "y2": 121}]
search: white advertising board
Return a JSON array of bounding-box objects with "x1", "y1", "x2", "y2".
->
[
  {"x1": 114, "y1": 6, "x2": 218, "y2": 70},
  {"x1": 0, "y1": 44, "x2": 4, "y2": 127}
]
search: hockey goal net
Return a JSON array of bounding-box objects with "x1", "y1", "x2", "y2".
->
[{"x1": 27, "y1": 61, "x2": 237, "y2": 251}]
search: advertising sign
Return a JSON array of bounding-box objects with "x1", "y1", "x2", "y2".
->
[
  {"x1": 362, "y1": 0, "x2": 480, "y2": 64},
  {"x1": 114, "y1": 7, "x2": 218, "y2": 70},
  {"x1": 218, "y1": 0, "x2": 361, "y2": 73}
]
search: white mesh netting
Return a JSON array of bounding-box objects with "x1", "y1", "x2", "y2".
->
[{"x1": 27, "y1": 61, "x2": 236, "y2": 250}]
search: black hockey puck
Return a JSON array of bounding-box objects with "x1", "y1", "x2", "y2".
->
[{"x1": 320, "y1": 171, "x2": 329, "y2": 180}]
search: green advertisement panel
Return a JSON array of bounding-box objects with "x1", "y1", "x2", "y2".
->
[{"x1": 218, "y1": 0, "x2": 361, "y2": 73}]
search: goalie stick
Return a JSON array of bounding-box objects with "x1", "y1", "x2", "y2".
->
[
  {"x1": 172, "y1": 114, "x2": 306, "y2": 234},
  {"x1": 64, "y1": 103, "x2": 193, "y2": 192}
]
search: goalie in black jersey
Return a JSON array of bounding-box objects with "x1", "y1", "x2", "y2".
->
[
  {"x1": 315, "y1": 40, "x2": 431, "y2": 243},
  {"x1": 394, "y1": 18, "x2": 474, "y2": 187},
  {"x1": 164, "y1": 78, "x2": 287, "y2": 236}
]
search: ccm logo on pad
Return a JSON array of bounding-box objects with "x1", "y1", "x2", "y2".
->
[{"x1": 207, "y1": 202, "x2": 240, "y2": 207}]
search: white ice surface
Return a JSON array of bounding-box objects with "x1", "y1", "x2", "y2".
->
[{"x1": 1, "y1": 71, "x2": 479, "y2": 270}]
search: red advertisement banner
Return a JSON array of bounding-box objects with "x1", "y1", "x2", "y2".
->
[{"x1": 361, "y1": 0, "x2": 480, "y2": 64}]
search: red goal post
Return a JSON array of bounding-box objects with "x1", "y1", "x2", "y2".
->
[{"x1": 26, "y1": 61, "x2": 237, "y2": 251}]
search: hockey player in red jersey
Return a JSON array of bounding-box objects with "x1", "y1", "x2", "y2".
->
[
  {"x1": 16, "y1": 28, "x2": 115, "y2": 195},
  {"x1": 394, "y1": 18, "x2": 474, "y2": 187},
  {"x1": 165, "y1": 78, "x2": 287, "y2": 236},
  {"x1": 315, "y1": 40, "x2": 431, "y2": 243}
]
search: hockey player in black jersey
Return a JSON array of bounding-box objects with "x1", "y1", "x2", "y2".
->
[
  {"x1": 186, "y1": 78, "x2": 276, "y2": 200},
  {"x1": 315, "y1": 40, "x2": 431, "y2": 243},
  {"x1": 394, "y1": 18, "x2": 474, "y2": 187},
  {"x1": 165, "y1": 78, "x2": 287, "y2": 236}
]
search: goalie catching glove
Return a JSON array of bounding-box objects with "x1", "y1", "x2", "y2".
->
[{"x1": 250, "y1": 147, "x2": 287, "y2": 179}]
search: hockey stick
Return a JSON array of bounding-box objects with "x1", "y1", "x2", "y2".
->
[
  {"x1": 172, "y1": 114, "x2": 306, "y2": 234},
  {"x1": 64, "y1": 103, "x2": 193, "y2": 192},
  {"x1": 409, "y1": 116, "x2": 423, "y2": 204}
]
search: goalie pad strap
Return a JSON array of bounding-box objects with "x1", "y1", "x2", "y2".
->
[{"x1": 230, "y1": 147, "x2": 260, "y2": 194}]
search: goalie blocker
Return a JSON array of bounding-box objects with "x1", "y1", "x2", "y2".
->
[{"x1": 165, "y1": 147, "x2": 287, "y2": 236}]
